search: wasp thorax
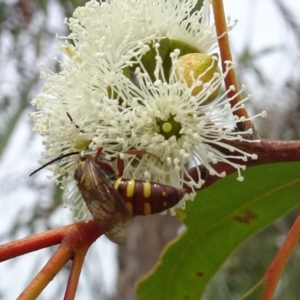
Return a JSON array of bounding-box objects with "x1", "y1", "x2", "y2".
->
[
  {"x1": 156, "y1": 115, "x2": 182, "y2": 140},
  {"x1": 174, "y1": 53, "x2": 221, "y2": 105}
]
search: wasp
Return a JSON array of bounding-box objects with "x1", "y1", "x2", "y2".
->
[
  {"x1": 73, "y1": 154, "x2": 132, "y2": 243},
  {"x1": 30, "y1": 150, "x2": 185, "y2": 243},
  {"x1": 29, "y1": 112, "x2": 186, "y2": 243},
  {"x1": 73, "y1": 152, "x2": 185, "y2": 243}
]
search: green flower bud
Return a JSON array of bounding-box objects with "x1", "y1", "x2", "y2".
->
[{"x1": 132, "y1": 38, "x2": 169, "y2": 81}]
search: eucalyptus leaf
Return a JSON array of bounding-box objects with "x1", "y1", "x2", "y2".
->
[{"x1": 136, "y1": 162, "x2": 300, "y2": 300}]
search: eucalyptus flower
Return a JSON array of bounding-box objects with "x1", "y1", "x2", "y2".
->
[{"x1": 30, "y1": 0, "x2": 265, "y2": 220}]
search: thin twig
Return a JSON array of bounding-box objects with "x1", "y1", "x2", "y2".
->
[
  {"x1": 0, "y1": 224, "x2": 72, "y2": 261},
  {"x1": 212, "y1": 0, "x2": 253, "y2": 130},
  {"x1": 62, "y1": 221, "x2": 102, "y2": 300},
  {"x1": 17, "y1": 244, "x2": 73, "y2": 300},
  {"x1": 64, "y1": 248, "x2": 89, "y2": 300},
  {"x1": 260, "y1": 214, "x2": 300, "y2": 300},
  {"x1": 0, "y1": 221, "x2": 102, "y2": 299}
]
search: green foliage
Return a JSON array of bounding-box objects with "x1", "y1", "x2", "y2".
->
[{"x1": 136, "y1": 162, "x2": 300, "y2": 300}]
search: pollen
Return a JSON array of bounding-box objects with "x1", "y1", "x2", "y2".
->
[
  {"x1": 162, "y1": 122, "x2": 172, "y2": 133},
  {"x1": 156, "y1": 115, "x2": 182, "y2": 140}
]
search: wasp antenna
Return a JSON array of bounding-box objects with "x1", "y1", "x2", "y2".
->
[
  {"x1": 66, "y1": 112, "x2": 73, "y2": 122},
  {"x1": 29, "y1": 151, "x2": 80, "y2": 177},
  {"x1": 66, "y1": 112, "x2": 84, "y2": 133}
]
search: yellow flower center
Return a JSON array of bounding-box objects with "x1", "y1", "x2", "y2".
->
[{"x1": 157, "y1": 115, "x2": 182, "y2": 140}]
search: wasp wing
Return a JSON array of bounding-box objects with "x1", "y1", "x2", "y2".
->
[
  {"x1": 105, "y1": 226, "x2": 126, "y2": 244},
  {"x1": 74, "y1": 155, "x2": 132, "y2": 243}
]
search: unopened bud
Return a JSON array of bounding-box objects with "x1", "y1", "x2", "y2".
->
[{"x1": 175, "y1": 53, "x2": 221, "y2": 104}]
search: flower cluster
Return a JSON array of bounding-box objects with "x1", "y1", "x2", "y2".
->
[{"x1": 30, "y1": 0, "x2": 264, "y2": 219}]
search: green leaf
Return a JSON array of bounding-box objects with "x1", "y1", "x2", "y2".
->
[{"x1": 136, "y1": 162, "x2": 300, "y2": 300}]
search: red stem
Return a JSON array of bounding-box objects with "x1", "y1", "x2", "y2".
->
[
  {"x1": 0, "y1": 224, "x2": 72, "y2": 261},
  {"x1": 64, "y1": 249, "x2": 88, "y2": 300},
  {"x1": 17, "y1": 244, "x2": 73, "y2": 300},
  {"x1": 187, "y1": 139, "x2": 300, "y2": 191},
  {"x1": 0, "y1": 221, "x2": 102, "y2": 300},
  {"x1": 63, "y1": 221, "x2": 102, "y2": 300},
  {"x1": 261, "y1": 214, "x2": 300, "y2": 299},
  {"x1": 212, "y1": 0, "x2": 252, "y2": 130}
]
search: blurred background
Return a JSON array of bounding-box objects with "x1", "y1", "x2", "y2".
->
[{"x1": 0, "y1": 0, "x2": 299, "y2": 299}]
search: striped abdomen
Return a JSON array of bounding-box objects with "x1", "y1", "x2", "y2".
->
[{"x1": 113, "y1": 178, "x2": 185, "y2": 215}]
